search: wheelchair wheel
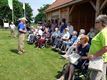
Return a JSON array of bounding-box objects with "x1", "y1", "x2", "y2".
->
[{"x1": 72, "y1": 73, "x2": 83, "y2": 80}]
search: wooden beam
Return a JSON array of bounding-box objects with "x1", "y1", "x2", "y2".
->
[
  {"x1": 100, "y1": 0, "x2": 107, "y2": 11},
  {"x1": 59, "y1": 9, "x2": 61, "y2": 22},
  {"x1": 69, "y1": 6, "x2": 75, "y2": 14},
  {"x1": 89, "y1": 0, "x2": 96, "y2": 11},
  {"x1": 96, "y1": 0, "x2": 100, "y2": 17}
]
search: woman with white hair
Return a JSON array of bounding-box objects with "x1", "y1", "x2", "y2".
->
[
  {"x1": 88, "y1": 15, "x2": 107, "y2": 80},
  {"x1": 79, "y1": 29, "x2": 85, "y2": 35}
]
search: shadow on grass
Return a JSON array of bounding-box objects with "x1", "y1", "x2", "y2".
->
[
  {"x1": 55, "y1": 70, "x2": 63, "y2": 79},
  {"x1": 55, "y1": 63, "x2": 68, "y2": 79},
  {"x1": 10, "y1": 49, "x2": 19, "y2": 55}
]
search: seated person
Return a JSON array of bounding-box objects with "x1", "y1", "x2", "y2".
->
[
  {"x1": 87, "y1": 27, "x2": 95, "y2": 44},
  {"x1": 51, "y1": 27, "x2": 61, "y2": 46},
  {"x1": 62, "y1": 29, "x2": 86, "y2": 56},
  {"x1": 55, "y1": 28, "x2": 70, "y2": 49},
  {"x1": 36, "y1": 26, "x2": 43, "y2": 36},
  {"x1": 43, "y1": 28, "x2": 50, "y2": 42},
  {"x1": 58, "y1": 35, "x2": 90, "y2": 80},
  {"x1": 27, "y1": 29, "x2": 37, "y2": 44},
  {"x1": 61, "y1": 31, "x2": 78, "y2": 51},
  {"x1": 35, "y1": 35, "x2": 46, "y2": 48}
]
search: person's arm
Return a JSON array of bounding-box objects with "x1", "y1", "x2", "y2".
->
[
  {"x1": 88, "y1": 46, "x2": 107, "y2": 59},
  {"x1": 89, "y1": 31, "x2": 107, "y2": 59},
  {"x1": 81, "y1": 56, "x2": 89, "y2": 59},
  {"x1": 19, "y1": 29, "x2": 26, "y2": 33}
]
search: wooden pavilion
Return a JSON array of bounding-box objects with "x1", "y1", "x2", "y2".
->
[{"x1": 46, "y1": 0, "x2": 107, "y2": 33}]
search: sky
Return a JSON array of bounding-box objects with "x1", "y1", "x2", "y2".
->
[{"x1": 19, "y1": 0, "x2": 55, "y2": 17}]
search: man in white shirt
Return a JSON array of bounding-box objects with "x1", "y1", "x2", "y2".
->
[
  {"x1": 10, "y1": 22, "x2": 16, "y2": 38},
  {"x1": 55, "y1": 28, "x2": 70, "y2": 49},
  {"x1": 61, "y1": 28, "x2": 70, "y2": 40},
  {"x1": 37, "y1": 28, "x2": 43, "y2": 36}
]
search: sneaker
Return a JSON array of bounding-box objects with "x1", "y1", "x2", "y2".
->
[
  {"x1": 52, "y1": 46, "x2": 56, "y2": 49},
  {"x1": 56, "y1": 76, "x2": 64, "y2": 80},
  {"x1": 61, "y1": 55, "x2": 68, "y2": 59},
  {"x1": 56, "y1": 48, "x2": 59, "y2": 50},
  {"x1": 61, "y1": 51, "x2": 66, "y2": 54},
  {"x1": 18, "y1": 51, "x2": 23, "y2": 55}
]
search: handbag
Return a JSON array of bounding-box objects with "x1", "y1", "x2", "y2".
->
[
  {"x1": 88, "y1": 57, "x2": 104, "y2": 72},
  {"x1": 68, "y1": 52, "x2": 81, "y2": 65}
]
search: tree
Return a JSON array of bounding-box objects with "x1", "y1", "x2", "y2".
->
[
  {"x1": 25, "y1": 3, "x2": 33, "y2": 23},
  {"x1": 35, "y1": 4, "x2": 49, "y2": 23},
  {"x1": 0, "y1": 0, "x2": 33, "y2": 26}
]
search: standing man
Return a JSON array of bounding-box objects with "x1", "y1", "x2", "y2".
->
[
  {"x1": 18, "y1": 17, "x2": 27, "y2": 54},
  {"x1": 88, "y1": 15, "x2": 107, "y2": 80},
  {"x1": 10, "y1": 22, "x2": 16, "y2": 38}
]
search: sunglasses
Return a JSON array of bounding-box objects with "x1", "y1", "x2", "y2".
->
[{"x1": 95, "y1": 21, "x2": 100, "y2": 23}]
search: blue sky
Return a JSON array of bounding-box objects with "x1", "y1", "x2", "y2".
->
[{"x1": 19, "y1": 0, "x2": 55, "y2": 17}]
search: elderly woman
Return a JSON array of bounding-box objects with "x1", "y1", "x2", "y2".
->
[
  {"x1": 58, "y1": 35, "x2": 90, "y2": 80},
  {"x1": 61, "y1": 31, "x2": 78, "y2": 52},
  {"x1": 55, "y1": 28, "x2": 70, "y2": 50},
  {"x1": 51, "y1": 27, "x2": 61, "y2": 46},
  {"x1": 88, "y1": 15, "x2": 107, "y2": 80}
]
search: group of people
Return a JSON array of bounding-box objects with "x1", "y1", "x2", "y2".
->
[
  {"x1": 26, "y1": 15, "x2": 107, "y2": 80},
  {"x1": 57, "y1": 15, "x2": 107, "y2": 80},
  {"x1": 27, "y1": 18, "x2": 74, "y2": 49},
  {"x1": 9, "y1": 14, "x2": 107, "y2": 80}
]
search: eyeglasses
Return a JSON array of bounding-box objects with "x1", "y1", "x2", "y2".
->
[{"x1": 95, "y1": 21, "x2": 100, "y2": 23}]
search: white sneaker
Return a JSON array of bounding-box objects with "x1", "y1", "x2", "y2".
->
[
  {"x1": 61, "y1": 55, "x2": 69, "y2": 59},
  {"x1": 56, "y1": 76, "x2": 64, "y2": 80}
]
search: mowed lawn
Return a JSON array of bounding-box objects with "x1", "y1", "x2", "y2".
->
[{"x1": 0, "y1": 29, "x2": 66, "y2": 80}]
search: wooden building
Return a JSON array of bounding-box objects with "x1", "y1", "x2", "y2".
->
[{"x1": 46, "y1": 0, "x2": 107, "y2": 33}]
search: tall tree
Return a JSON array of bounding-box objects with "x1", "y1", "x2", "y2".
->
[
  {"x1": 35, "y1": 4, "x2": 49, "y2": 23},
  {"x1": 0, "y1": 0, "x2": 33, "y2": 26},
  {"x1": 25, "y1": 3, "x2": 33, "y2": 23}
]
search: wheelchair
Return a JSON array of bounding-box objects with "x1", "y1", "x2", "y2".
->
[
  {"x1": 72, "y1": 61, "x2": 90, "y2": 80},
  {"x1": 62, "y1": 60, "x2": 90, "y2": 80}
]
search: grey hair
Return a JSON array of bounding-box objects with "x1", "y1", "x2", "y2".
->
[
  {"x1": 79, "y1": 29, "x2": 85, "y2": 35},
  {"x1": 72, "y1": 31, "x2": 78, "y2": 35},
  {"x1": 96, "y1": 15, "x2": 107, "y2": 25}
]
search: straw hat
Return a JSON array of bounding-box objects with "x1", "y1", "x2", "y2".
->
[{"x1": 19, "y1": 17, "x2": 27, "y2": 21}]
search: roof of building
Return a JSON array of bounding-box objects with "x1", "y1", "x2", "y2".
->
[
  {"x1": 46, "y1": 0, "x2": 73, "y2": 12},
  {"x1": 46, "y1": 0, "x2": 84, "y2": 12}
]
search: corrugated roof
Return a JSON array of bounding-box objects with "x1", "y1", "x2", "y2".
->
[{"x1": 46, "y1": 0, "x2": 73, "y2": 12}]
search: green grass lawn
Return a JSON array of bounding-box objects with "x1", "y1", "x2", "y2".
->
[{"x1": 0, "y1": 29, "x2": 66, "y2": 80}]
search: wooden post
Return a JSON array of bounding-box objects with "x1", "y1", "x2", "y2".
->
[
  {"x1": 100, "y1": 0, "x2": 107, "y2": 11},
  {"x1": 67, "y1": 7, "x2": 69, "y2": 23},
  {"x1": 69, "y1": 6, "x2": 75, "y2": 14},
  {"x1": 95, "y1": 0, "x2": 100, "y2": 17},
  {"x1": 59, "y1": 9, "x2": 61, "y2": 23}
]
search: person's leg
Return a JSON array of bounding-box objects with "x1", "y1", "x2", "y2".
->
[
  {"x1": 90, "y1": 63, "x2": 107, "y2": 80},
  {"x1": 10, "y1": 29, "x2": 13, "y2": 37},
  {"x1": 21, "y1": 34, "x2": 25, "y2": 52},
  {"x1": 18, "y1": 33, "x2": 22, "y2": 53},
  {"x1": 18, "y1": 33, "x2": 25, "y2": 53},
  {"x1": 13, "y1": 29, "x2": 16, "y2": 38},
  {"x1": 68, "y1": 64, "x2": 75, "y2": 80},
  {"x1": 56, "y1": 39, "x2": 62, "y2": 49},
  {"x1": 101, "y1": 63, "x2": 107, "y2": 80},
  {"x1": 58, "y1": 63, "x2": 70, "y2": 80},
  {"x1": 53, "y1": 38, "x2": 58, "y2": 47},
  {"x1": 90, "y1": 70, "x2": 102, "y2": 80}
]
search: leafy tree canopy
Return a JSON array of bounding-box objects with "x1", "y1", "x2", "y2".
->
[
  {"x1": 0, "y1": 0, "x2": 33, "y2": 25},
  {"x1": 35, "y1": 4, "x2": 49, "y2": 23}
]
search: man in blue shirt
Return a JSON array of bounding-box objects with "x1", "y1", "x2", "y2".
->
[
  {"x1": 18, "y1": 17, "x2": 27, "y2": 54},
  {"x1": 60, "y1": 19, "x2": 67, "y2": 33}
]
